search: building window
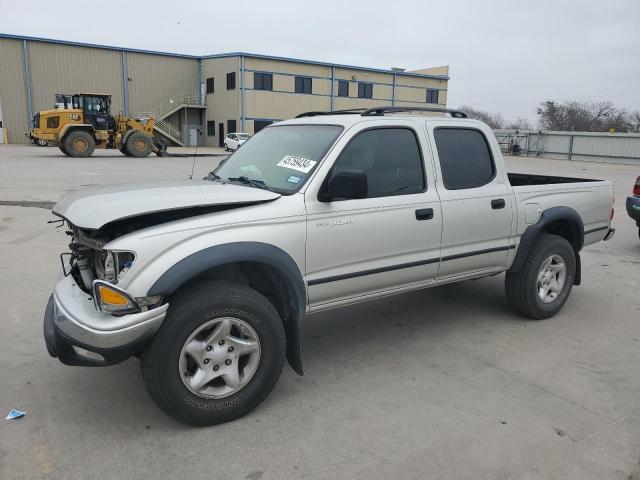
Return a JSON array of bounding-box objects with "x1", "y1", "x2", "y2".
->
[
  {"x1": 206, "y1": 77, "x2": 214, "y2": 94},
  {"x1": 357, "y1": 82, "x2": 373, "y2": 99},
  {"x1": 254, "y1": 72, "x2": 273, "y2": 91},
  {"x1": 207, "y1": 121, "x2": 215, "y2": 136},
  {"x1": 254, "y1": 120, "x2": 273, "y2": 133},
  {"x1": 227, "y1": 119, "x2": 237, "y2": 133},
  {"x1": 426, "y1": 89, "x2": 439, "y2": 104},
  {"x1": 337, "y1": 80, "x2": 349, "y2": 97},
  {"x1": 295, "y1": 76, "x2": 312, "y2": 94},
  {"x1": 227, "y1": 72, "x2": 236, "y2": 90}
]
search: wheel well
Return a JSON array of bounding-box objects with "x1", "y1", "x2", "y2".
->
[
  {"x1": 62, "y1": 126, "x2": 95, "y2": 141},
  {"x1": 171, "y1": 261, "x2": 297, "y2": 327},
  {"x1": 542, "y1": 219, "x2": 581, "y2": 251}
]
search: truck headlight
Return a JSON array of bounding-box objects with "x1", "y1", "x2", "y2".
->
[{"x1": 93, "y1": 280, "x2": 139, "y2": 314}]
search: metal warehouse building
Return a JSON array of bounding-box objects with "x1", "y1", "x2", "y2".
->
[{"x1": 0, "y1": 34, "x2": 449, "y2": 147}]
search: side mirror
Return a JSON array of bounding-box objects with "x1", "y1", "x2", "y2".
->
[{"x1": 323, "y1": 171, "x2": 368, "y2": 201}]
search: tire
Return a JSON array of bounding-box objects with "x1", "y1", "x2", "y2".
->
[
  {"x1": 505, "y1": 234, "x2": 576, "y2": 320},
  {"x1": 63, "y1": 130, "x2": 95, "y2": 157},
  {"x1": 119, "y1": 145, "x2": 131, "y2": 156},
  {"x1": 140, "y1": 281, "x2": 286, "y2": 426},
  {"x1": 59, "y1": 145, "x2": 67, "y2": 155},
  {"x1": 124, "y1": 132, "x2": 152, "y2": 157},
  {"x1": 224, "y1": 143, "x2": 229, "y2": 151}
]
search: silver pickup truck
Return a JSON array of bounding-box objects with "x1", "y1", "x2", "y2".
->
[{"x1": 43, "y1": 106, "x2": 615, "y2": 426}]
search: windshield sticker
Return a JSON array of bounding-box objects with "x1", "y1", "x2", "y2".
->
[
  {"x1": 287, "y1": 175, "x2": 302, "y2": 184},
  {"x1": 277, "y1": 155, "x2": 317, "y2": 174}
]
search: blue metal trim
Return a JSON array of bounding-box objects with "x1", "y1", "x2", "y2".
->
[
  {"x1": 120, "y1": 51, "x2": 129, "y2": 116},
  {"x1": 244, "y1": 87, "x2": 332, "y2": 97},
  {"x1": 201, "y1": 51, "x2": 449, "y2": 80},
  {"x1": 392, "y1": 74, "x2": 396, "y2": 107},
  {"x1": 197, "y1": 58, "x2": 203, "y2": 104},
  {"x1": 0, "y1": 33, "x2": 199, "y2": 59},
  {"x1": 330, "y1": 66, "x2": 335, "y2": 112},
  {"x1": 0, "y1": 34, "x2": 450, "y2": 81},
  {"x1": 240, "y1": 56, "x2": 245, "y2": 131},
  {"x1": 22, "y1": 40, "x2": 33, "y2": 121}
]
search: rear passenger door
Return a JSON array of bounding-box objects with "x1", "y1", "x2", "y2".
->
[
  {"x1": 429, "y1": 125, "x2": 515, "y2": 279},
  {"x1": 305, "y1": 124, "x2": 442, "y2": 309}
]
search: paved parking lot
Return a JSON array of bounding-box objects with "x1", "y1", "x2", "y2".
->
[{"x1": 0, "y1": 145, "x2": 639, "y2": 479}]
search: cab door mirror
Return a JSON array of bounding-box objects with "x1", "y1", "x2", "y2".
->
[{"x1": 322, "y1": 171, "x2": 368, "y2": 201}]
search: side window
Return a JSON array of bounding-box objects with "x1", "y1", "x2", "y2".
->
[
  {"x1": 206, "y1": 77, "x2": 214, "y2": 94},
  {"x1": 433, "y1": 128, "x2": 495, "y2": 190},
  {"x1": 329, "y1": 128, "x2": 425, "y2": 198}
]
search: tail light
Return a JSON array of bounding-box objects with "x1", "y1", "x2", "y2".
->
[{"x1": 633, "y1": 176, "x2": 640, "y2": 196}]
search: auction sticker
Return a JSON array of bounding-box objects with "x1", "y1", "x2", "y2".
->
[{"x1": 277, "y1": 155, "x2": 317, "y2": 173}]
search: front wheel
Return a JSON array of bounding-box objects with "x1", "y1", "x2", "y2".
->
[
  {"x1": 224, "y1": 143, "x2": 229, "y2": 151},
  {"x1": 140, "y1": 281, "x2": 286, "y2": 426},
  {"x1": 505, "y1": 234, "x2": 576, "y2": 319}
]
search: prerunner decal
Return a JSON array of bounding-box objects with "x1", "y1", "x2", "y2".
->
[{"x1": 277, "y1": 155, "x2": 317, "y2": 173}]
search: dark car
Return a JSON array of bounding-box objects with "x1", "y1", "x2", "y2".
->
[{"x1": 626, "y1": 175, "x2": 640, "y2": 240}]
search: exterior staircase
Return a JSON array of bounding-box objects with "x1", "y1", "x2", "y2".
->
[{"x1": 136, "y1": 92, "x2": 205, "y2": 146}]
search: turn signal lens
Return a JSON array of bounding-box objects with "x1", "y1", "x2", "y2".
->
[
  {"x1": 98, "y1": 285, "x2": 129, "y2": 306},
  {"x1": 93, "y1": 281, "x2": 139, "y2": 314}
]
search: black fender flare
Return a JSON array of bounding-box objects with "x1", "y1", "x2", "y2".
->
[
  {"x1": 147, "y1": 242, "x2": 306, "y2": 375},
  {"x1": 510, "y1": 206, "x2": 584, "y2": 284}
]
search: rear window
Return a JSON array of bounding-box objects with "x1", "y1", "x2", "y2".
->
[{"x1": 434, "y1": 128, "x2": 495, "y2": 190}]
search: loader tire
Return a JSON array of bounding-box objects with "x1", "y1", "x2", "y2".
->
[
  {"x1": 125, "y1": 132, "x2": 152, "y2": 158},
  {"x1": 63, "y1": 131, "x2": 95, "y2": 157}
]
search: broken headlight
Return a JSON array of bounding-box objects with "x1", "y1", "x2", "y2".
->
[{"x1": 95, "y1": 251, "x2": 136, "y2": 283}]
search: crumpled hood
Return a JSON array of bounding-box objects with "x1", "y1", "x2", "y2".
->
[{"x1": 53, "y1": 180, "x2": 281, "y2": 230}]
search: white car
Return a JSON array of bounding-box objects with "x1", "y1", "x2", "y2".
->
[{"x1": 224, "y1": 132, "x2": 250, "y2": 151}]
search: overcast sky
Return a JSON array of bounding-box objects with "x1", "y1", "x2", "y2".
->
[{"x1": 1, "y1": 0, "x2": 638, "y2": 123}]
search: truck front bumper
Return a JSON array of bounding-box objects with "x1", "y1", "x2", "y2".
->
[
  {"x1": 626, "y1": 196, "x2": 640, "y2": 224},
  {"x1": 43, "y1": 276, "x2": 169, "y2": 366}
]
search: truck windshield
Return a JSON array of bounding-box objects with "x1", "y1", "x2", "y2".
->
[{"x1": 211, "y1": 125, "x2": 343, "y2": 193}]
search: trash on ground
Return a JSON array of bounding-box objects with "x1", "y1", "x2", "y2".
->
[{"x1": 5, "y1": 409, "x2": 26, "y2": 420}]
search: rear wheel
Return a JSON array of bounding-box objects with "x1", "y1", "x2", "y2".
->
[
  {"x1": 63, "y1": 130, "x2": 95, "y2": 157},
  {"x1": 505, "y1": 234, "x2": 576, "y2": 319},
  {"x1": 224, "y1": 143, "x2": 229, "y2": 152},
  {"x1": 124, "y1": 132, "x2": 152, "y2": 157},
  {"x1": 140, "y1": 281, "x2": 286, "y2": 426},
  {"x1": 59, "y1": 144, "x2": 67, "y2": 155}
]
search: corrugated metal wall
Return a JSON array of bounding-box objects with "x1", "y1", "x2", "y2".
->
[
  {"x1": 29, "y1": 41, "x2": 124, "y2": 114},
  {"x1": 0, "y1": 37, "x2": 199, "y2": 143},
  {"x1": 126, "y1": 53, "x2": 198, "y2": 116},
  {"x1": 0, "y1": 38, "x2": 29, "y2": 143},
  {"x1": 494, "y1": 129, "x2": 640, "y2": 165}
]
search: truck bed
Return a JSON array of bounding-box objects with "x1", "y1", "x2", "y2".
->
[{"x1": 508, "y1": 173, "x2": 601, "y2": 186}]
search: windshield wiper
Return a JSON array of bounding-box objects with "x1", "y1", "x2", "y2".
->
[
  {"x1": 203, "y1": 172, "x2": 224, "y2": 182},
  {"x1": 226, "y1": 176, "x2": 272, "y2": 191}
]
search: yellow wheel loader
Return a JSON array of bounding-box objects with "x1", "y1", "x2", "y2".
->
[{"x1": 27, "y1": 93, "x2": 167, "y2": 158}]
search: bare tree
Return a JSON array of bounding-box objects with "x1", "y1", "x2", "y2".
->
[
  {"x1": 623, "y1": 111, "x2": 640, "y2": 133},
  {"x1": 459, "y1": 105, "x2": 504, "y2": 129},
  {"x1": 537, "y1": 100, "x2": 637, "y2": 132},
  {"x1": 507, "y1": 117, "x2": 532, "y2": 130}
]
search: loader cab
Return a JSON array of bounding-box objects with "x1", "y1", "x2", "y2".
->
[{"x1": 74, "y1": 94, "x2": 115, "y2": 131}]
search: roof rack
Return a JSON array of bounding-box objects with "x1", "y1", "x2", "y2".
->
[
  {"x1": 295, "y1": 106, "x2": 468, "y2": 119},
  {"x1": 295, "y1": 108, "x2": 367, "y2": 118},
  {"x1": 361, "y1": 106, "x2": 467, "y2": 118}
]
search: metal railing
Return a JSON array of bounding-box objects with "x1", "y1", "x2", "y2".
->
[
  {"x1": 136, "y1": 92, "x2": 204, "y2": 121},
  {"x1": 154, "y1": 118, "x2": 184, "y2": 145}
]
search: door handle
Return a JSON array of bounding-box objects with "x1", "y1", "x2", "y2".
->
[
  {"x1": 415, "y1": 208, "x2": 434, "y2": 221},
  {"x1": 491, "y1": 199, "x2": 506, "y2": 210}
]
